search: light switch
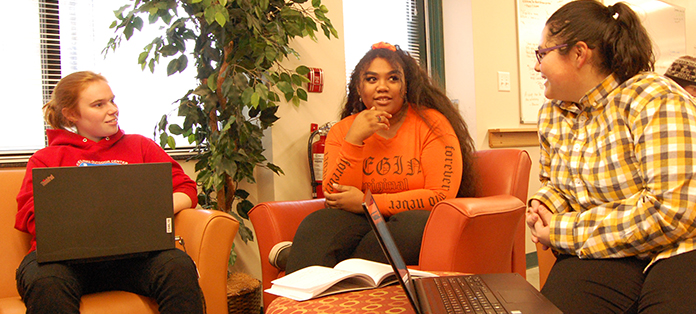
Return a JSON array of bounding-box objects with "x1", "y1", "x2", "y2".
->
[{"x1": 498, "y1": 71, "x2": 511, "y2": 92}]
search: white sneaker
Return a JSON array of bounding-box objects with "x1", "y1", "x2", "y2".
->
[{"x1": 269, "y1": 241, "x2": 292, "y2": 270}]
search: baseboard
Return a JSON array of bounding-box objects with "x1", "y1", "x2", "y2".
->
[{"x1": 526, "y1": 252, "x2": 538, "y2": 269}]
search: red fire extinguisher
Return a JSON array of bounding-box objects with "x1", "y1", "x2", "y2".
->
[{"x1": 308, "y1": 122, "x2": 333, "y2": 198}]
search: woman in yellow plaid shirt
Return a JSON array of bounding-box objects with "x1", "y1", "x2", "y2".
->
[{"x1": 527, "y1": 1, "x2": 696, "y2": 313}]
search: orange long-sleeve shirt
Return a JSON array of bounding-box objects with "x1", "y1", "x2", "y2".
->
[{"x1": 323, "y1": 107, "x2": 462, "y2": 216}]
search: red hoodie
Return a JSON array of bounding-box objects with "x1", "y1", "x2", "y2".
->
[{"x1": 15, "y1": 128, "x2": 198, "y2": 252}]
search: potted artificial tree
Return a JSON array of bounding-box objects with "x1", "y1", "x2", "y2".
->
[{"x1": 104, "y1": 0, "x2": 337, "y2": 312}]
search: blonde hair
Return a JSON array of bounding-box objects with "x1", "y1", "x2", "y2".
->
[{"x1": 43, "y1": 71, "x2": 108, "y2": 129}]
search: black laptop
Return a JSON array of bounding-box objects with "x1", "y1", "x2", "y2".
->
[
  {"x1": 361, "y1": 190, "x2": 562, "y2": 314},
  {"x1": 32, "y1": 163, "x2": 176, "y2": 263}
]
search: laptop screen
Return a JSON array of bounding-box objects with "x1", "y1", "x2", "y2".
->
[{"x1": 362, "y1": 189, "x2": 421, "y2": 311}]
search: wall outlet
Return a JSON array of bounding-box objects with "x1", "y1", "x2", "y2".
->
[{"x1": 498, "y1": 71, "x2": 511, "y2": 92}]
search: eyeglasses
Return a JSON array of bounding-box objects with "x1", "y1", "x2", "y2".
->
[{"x1": 535, "y1": 44, "x2": 568, "y2": 63}]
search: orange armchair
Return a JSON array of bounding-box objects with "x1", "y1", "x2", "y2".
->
[
  {"x1": 0, "y1": 168, "x2": 239, "y2": 314},
  {"x1": 249, "y1": 149, "x2": 532, "y2": 309}
]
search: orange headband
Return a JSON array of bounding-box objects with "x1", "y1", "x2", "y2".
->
[{"x1": 371, "y1": 42, "x2": 396, "y2": 52}]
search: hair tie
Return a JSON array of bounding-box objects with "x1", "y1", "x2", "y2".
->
[
  {"x1": 371, "y1": 42, "x2": 396, "y2": 52},
  {"x1": 607, "y1": 5, "x2": 619, "y2": 19}
]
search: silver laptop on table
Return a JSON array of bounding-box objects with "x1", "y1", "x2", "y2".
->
[
  {"x1": 32, "y1": 163, "x2": 176, "y2": 263},
  {"x1": 361, "y1": 189, "x2": 561, "y2": 314}
]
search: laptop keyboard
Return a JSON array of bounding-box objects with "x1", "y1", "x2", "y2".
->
[{"x1": 433, "y1": 276, "x2": 508, "y2": 314}]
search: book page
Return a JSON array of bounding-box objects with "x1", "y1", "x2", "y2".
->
[
  {"x1": 270, "y1": 265, "x2": 375, "y2": 292},
  {"x1": 334, "y1": 258, "x2": 438, "y2": 285}
]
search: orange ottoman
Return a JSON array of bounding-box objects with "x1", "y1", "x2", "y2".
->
[
  {"x1": 264, "y1": 272, "x2": 466, "y2": 314},
  {"x1": 265, "y1": 285, "x2": 415, "y2": 314}
]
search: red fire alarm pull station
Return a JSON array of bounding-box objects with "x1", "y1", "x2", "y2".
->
[{"x1": 307, "y1": 68, "x2": 323, "y2": 93}]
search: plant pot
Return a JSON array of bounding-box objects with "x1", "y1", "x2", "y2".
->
[{"x1": 227, "y1": 272, "x2": 261, "y2": 314}]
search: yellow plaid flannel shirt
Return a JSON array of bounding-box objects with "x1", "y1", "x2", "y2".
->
[{"x1": 533, "y1": 73, "x2": 696, "y2": 268}]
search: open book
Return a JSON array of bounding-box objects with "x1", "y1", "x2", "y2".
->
[{"x1": 264, "y1": 258, "x2": 437, "y2": 301}]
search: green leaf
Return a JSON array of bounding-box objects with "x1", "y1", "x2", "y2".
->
[
  {"x1": 133, "y1": 16, "x2": 144, "y2": 31},
  {"x1": 177, "y1": 54, "x2": 188, "y2": 72},
  {"x1": 280, "y1": 72, "x2": 291, "y2": 83},
  {"x1": 159, "y1": 132, "x2": 168, "y2": 148},
  {"x1": 254, "y1": 84, "x2": 269, "y2": 100},
  {"x1": 241, "y1": 87, "x2": 254, "y2": 106},
  {"x1": 268, "y1": 91, "x2": 280, "y2": 102},
  {"x1": 166, "y1": 58, "x2": 179, "y2": 76},
  {"x1": 160, "y1": 44, "x2": 178, "y2": 57},
  {"x1": 291, "y1": 74, "x2": 304, "y2": 86},
  {"x1": 148, "y1": 59, "x2": 156, "y2": 73},
  {"x1": 276, "y1": 81, "x2": 293, "y2": 94},
  {"x1": 266, "y1": 162, "x2": 284, "y2": 175},
  {"x1": 215, "y1": 11, "x2": 226, "y2": 27},
  {"x1": 138, "y1": 51, "x2": 149, "y2": 64},
  {"x1": 220, "y1": 158, "x2": 238, "y2": 178},
  {"x1": 250, "y1": 92, "x2": 260, "y2": 108},
  {"x1": 169, "y1": 124, "x2": 184, "y2": 135},
  {"x1": 236, "y1": 199, "x2": 254, "y2": 219},
  {"x1": 237, "y1": 222, "x2": 254, "y2": 242},
  {"x1": 312, "y1": 0, "x2": 321, "y2": 7},
  {"x1": 158, "y1": 115, "x2": 168, "y2": 131},
  {"x1": 234, "y1": 189, "x2": 250, "y2": 199},
  {"x1": 114, "y1": 4, "x2": 131, "y2": 17},
  {"x1": 297, "y1": 88, "x2": 308, "y2": 101},
  {"x1": 167, "y1": 135, "x2": 177, "y2": 149},
  {"x1": 124, "y1": 24, "x2": 134, "y2": 40},
  {"x1": 284, "y1": 91, "x2": 294, "y2": 102},
  {"x1": 204, "y1": 6, "x2": 216, "y2": 25},
  {"x1": 260, "y1": 106, "x2": 280, "y2": 125},
  {"x1": 264, "y1": 46, "x2": 277, "y2": 62},
  {"x1": 296, "y1": 65, "x2": 310, "y2": 76},
  {"x1": 207, "y1": 72, "x2": 217, "y2": 92},
  {"x1": 191, "y1": 0, "x2": 203, "y2": 3}
]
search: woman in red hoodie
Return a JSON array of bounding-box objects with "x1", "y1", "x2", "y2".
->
[{"x1": 14, "y1": 71, "x2": 204, "y2": 314}]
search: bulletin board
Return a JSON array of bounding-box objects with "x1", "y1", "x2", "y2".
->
[{"x1": 515, "y1": 0, "x2": 686, "y2": 124}]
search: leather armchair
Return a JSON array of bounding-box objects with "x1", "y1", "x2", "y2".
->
[
  {"x1": 0, "y1": 168, "x2": 239, "y2": 314},
  {"x1": 536, "y1": 243, "x2": 557, "y2": 289},
  {"x1": 249, "y1": 149, "x2": 532, "y2": 309}
]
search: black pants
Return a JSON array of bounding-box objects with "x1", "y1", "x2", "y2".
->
[
  {"x1": 285, "y1": 208, "x2": 430, "y2": 274},
  {"x1": 541, "y1": 250, "x2": 696, "y2": 314},
  {"x1": 16, "y1": 249, "x2": 204, "y2": 314}
]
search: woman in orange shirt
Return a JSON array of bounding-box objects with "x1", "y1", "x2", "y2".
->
[{"x1": 280, "y1": 42, "x2": 476, "y2": 274}]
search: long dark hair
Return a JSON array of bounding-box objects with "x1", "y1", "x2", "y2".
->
[
  {"x1": 546, "y1": 0, "x2": 654, "y2": 83},
  {"x1": 341, "y1": 45, "x2": 476, "y2": 197}
]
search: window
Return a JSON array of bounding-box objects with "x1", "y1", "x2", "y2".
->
[
  {"x1": 343, "y1": 0, "x2": 425, "y2": 79},
  {"x1": 342, "y1": 0, "x2": 444, "y2": 86},
  {"x1": 1, "y1": 0, "x2": 196, "y2": 164}
]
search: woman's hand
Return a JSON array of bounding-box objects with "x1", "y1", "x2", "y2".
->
[
  {"x1": 526, "y1": 199, "x2": 553, "y2": 250},
  {"x1": 344, "y1": 107, "x2": 392, "y2": 145},
  {"x1": 324, "y1": 184, "x2": 365, "y2": 214}
]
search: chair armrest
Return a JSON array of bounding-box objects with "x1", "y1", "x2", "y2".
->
[
  {"x1": 248, "y1": 198, "x2": 326, "y2": 309},
  {"x1": 419, "y1": 195, "x2": 525, "y2": 274},
  {"x1": 174, "y1": 209, "x2": 239, "y2": 314}
]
